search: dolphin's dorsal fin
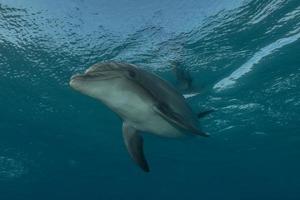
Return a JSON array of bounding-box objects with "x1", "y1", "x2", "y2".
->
[{"x1": 122, "y1": 122, "x2": 150, "y2": 172}]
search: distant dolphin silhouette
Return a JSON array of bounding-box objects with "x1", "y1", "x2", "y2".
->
[
  {"x1": 70, "y1": 62, "x2": 213, "y2": 172},
  {"x1": 170, "y1": 60, "x2": 193, "y2": 91}
]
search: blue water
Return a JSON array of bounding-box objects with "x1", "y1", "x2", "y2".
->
[{"x1": 1, "y1": 0, "x2": 300, "y2": 199}]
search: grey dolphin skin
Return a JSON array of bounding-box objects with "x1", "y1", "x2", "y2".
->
[{"x1": 69, "y1": 62, "x2": 212, "y2": 172}]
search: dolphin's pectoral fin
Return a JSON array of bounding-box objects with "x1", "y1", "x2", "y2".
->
[
  {"x1": 122, "y1": 122, "x2": 150, "y2": 172},
  {"x1": 154, "y1": 103, "x2": 209, "y2": 137},
  {"x1": 197, "y1": 109, "x2": 215, "y2": 119}
]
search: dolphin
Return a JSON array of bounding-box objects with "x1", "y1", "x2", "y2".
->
[
  {"x1": 69, "y1": 61, "x2": 212, "y2": 172},
  {"x1": 170, "y1": 60, "x2": 193, "y2": 91}
]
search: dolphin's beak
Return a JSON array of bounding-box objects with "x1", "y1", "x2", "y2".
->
[
  {"x1": 69, "y1": 72, "x2": 105, "y2": 89},
  {"x1": 69, "y1": 74, "x2": 83, "y2": 88},
  {"x1": 69, "y1": 68, "x2": 122, "y2": 89}
]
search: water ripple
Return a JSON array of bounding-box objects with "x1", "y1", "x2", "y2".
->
[{"x1": 213, "y1": 31, "x2": 300, "y2": 92}]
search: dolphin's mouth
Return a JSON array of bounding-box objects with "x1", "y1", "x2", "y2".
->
[
  {"x1": 70, "y1": 73, "x2": 97, "y2": 80},
  {"x1": 69, "y1": 63, "x2": 127, "y2": 88},
  {"x1": 69, "y1": 74, "x2": 83, "y2": 89},
  {"x1": 70, "y1": 71, "x2": 121, "y2": 85}
]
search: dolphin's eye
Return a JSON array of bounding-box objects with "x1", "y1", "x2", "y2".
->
[{"x1": 128, "y1": 70, "x2": 136, "y2": 78}]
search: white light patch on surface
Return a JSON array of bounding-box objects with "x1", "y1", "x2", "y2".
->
[{"x1": 213, "y1": 31, "x2": 300, "y2": 92}]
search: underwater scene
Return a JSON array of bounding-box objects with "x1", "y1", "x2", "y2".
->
[{"x1": 0, "y1": 0, "x2": 300, "y2": 199}]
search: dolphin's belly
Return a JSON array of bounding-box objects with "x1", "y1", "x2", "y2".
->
[
  {"x1": 135, "y1": 113, "x2": 184, "y2": 138},
  {"x1": 101, "y1": 84, "x2": 184, "y2": 138}
]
